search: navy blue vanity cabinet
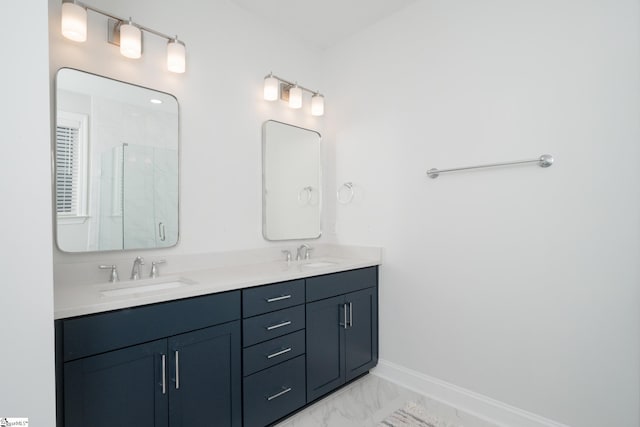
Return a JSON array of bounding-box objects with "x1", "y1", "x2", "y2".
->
[
  {"x1": 56, "y1": 268, "x2": 379, "y2": 427},
  {"x1": 167, "y1": 322, "x2": 241, "y2": 427},
  {"x1": 56, "y1": 291, "x2": 242, "y2": 427},
  {"x1": 242, "y1": 280, "x2": 307, "y2": 427},
  {"x1": 63, "y1": 339, "x2": 168, "y2": 427},
  {"x1": 305, "y1": 267, "x2": 378, "y2": 402}
]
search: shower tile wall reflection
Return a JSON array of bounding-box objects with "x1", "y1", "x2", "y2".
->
[
  {"x1": 122, "y1": 144, "x2": 178, "y2": 249},
  {"x1": 56, "y1": 68, "x2": 179, "y2": 253}
]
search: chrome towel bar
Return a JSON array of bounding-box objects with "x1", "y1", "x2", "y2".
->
[{"x1": 427, "y1": 154, "x2": 553, "y2": 179}]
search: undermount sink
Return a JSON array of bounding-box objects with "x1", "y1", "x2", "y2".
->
[
  {"x1": 100, "y1": 277, "x2": 193, "y2": 297},
  {"x1": 301, "y1": 261, "x2": 338, "y2": 268}
]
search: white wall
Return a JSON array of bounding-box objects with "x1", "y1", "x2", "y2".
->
[
  {"x1": 323, "y1": 1, "x2": 640, "y2": 426},
  {"x1": 0, "y1": 0, "x2": 56, "y2": 424},
  {"x1": 49, "y1": 0, "x2": 329, "y2": 264}
]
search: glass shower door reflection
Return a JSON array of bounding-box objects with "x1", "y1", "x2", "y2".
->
[
  {"x1": 152, "y1": 147, "x2": 179, "y2": 248},
  {"x1": 122, "y1": 144, "x2": 179, "y2": 250}
]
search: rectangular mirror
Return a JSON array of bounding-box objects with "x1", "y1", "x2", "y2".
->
[
  {"x1": 262, "y1": 120, "x2": 322, "y2": 241},
  {"x1": 55, "y1": 68, "x2": 179, "y2": 252}
]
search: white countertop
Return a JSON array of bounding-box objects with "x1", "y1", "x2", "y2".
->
[{"x1": 54, "y1": 253, "x2": 380, "y2": 319}]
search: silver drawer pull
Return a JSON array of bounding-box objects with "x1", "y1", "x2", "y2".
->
[
  {"x1": 266, "y1": 295, "x2": 292, "y2": 303},
  {"x1": 267, "y1": 387, "x2": 292, "y2": 401},
  {"x1": 266, "y1": 320, "x2": 292, "y2": 331},
  {"x1": 161, "y1": 354, "x2": 166, "y2": 395},
  {"x1": 266, "y1": 347, "x2": 292, "y2": 359},
  {"x1": 342, "y1": 303, "x2": 348, "y2": 329},
  {"x1": 175, "y1": 350, "x2": 180, "y2": 390},
  {"x1": 349, "y1": 302, "x2": 353, "y2": 328}
]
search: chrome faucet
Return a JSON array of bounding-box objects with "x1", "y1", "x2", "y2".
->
[
  {"x1": 281, "y1": 250, "x2": 292, "y2": 263},
  {"x1": 296, "y1": 244, "x2": 311, "y2": 261},
  {"x1": 149, "y1": 259, "x2": 166, "y2": 278},
  {"x1": 99, "y1": 264, "x2": 119, "y2": 283},
  {"x1": 130, "y1": 256, "x2": 145, "y2": 280}
]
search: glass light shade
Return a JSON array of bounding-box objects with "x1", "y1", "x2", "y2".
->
[
  {"x1": 167, "y1": 39, "x2": 186, "y2": 73},
  {"x1": 311, "y1": 94, "x2": 324, "y2": 116},
  {"x1": 120, "y1": 22, "x2": 142, "y2": 59},
  {"x1": 61, "y1": 2, "x2": 87, "y2": 42},
  {"x1": 289, "y1": 85, "x2": 302, "y2": 109},
  {"x1": 264, "y1": 76, "x2": 279, "y2": 101}
]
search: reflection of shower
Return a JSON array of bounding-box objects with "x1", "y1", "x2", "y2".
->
[
  {"x1": 297, "y1": 186, "x2": 319, "y2": 206},
  {"x1": 98, "y1": 143, "x2": 178, "y2": 250},
  {"x1": 113, "y1": 145, "x2": 124, "y2": 216},
  {"x1": 297, "y1": 186, "x2": 313, "y2": 204}
]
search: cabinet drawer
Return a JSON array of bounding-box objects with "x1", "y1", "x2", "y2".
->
[
  {"x1": 243, "y1": 355, "x2": 306, "y2": 427},
  {"x1": 306, "y1": 267, "x2": 378, "y2": 302},
  {"x1": 243, "y1": 305, "x2": 305, "y2": 347},
  {"x1": 62, "y1": 291, "x2": 240, "y2": 362},
  {"x1": 243, "y1": 330, "x2": 305, "y2": 376},
  {"x1": 243, "y1": 279, "x2": 305, "y2": 318}
]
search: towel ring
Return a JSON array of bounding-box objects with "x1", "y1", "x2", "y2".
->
[
  {"x1": 297, "y1": 186, "x2": 313, "y2": 204},
  {"x1": 337, "y1": 182, "x2": 354, "y2": 204}
]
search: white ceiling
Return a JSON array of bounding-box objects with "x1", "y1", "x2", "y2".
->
[{"x1": 229, "y1": 0, "x2": 418, "y2": 50}]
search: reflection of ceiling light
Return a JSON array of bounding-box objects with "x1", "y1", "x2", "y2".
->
[{"x1": 150, "y1": 99, "x2": 163, "y2": 104}]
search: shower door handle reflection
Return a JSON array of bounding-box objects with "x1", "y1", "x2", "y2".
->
[{"x1": 159, "y1": 222, "x2": 166, "y2": 241}]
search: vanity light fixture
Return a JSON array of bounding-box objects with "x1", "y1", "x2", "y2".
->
[
  {"x1": 263, "y1": 73, "x2": 279, "y2": 101},
  {"x1": 61, "y1": 1, "x2": 87, "y2": 42},
  {"x1": 60, "y1": 0, "x2": 187, "y2": 74},
  {"x1": 119, "y1": 19, "x2": 142, "y2": 59},
  {"x1": 166, "y1": 37, "x2": 186, "y2": 74},
  {"x1": 263, "y1": 73, "x2": 325, "y2": 116},
  {"x1": 311, "y1": 93, "x2": 324, "y2": 116},
  {"x1": 289, "y1": 84, "x2": 303, "y2": 109}
]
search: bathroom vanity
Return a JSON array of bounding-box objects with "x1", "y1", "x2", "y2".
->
[
  {"x1": 54, "y1": 261, "x2": 379, "y2": 427},
  {"x1": 52, "y1": 67, "x2": 378, "y2": 427}
]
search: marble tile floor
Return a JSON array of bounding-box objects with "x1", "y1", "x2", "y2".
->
[{"x1": 274, "y1": 374, "x2": 499, "y2": 427}]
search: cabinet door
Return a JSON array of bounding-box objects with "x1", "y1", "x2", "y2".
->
[
  {"x1": 167, "y1": 321, "x2": 241, "y2": 427},
  {"x1": 64, "y1": 339, "x2": 168, "y2": 427},
  {"x1": 345, "y1": 287, "x2": 378, "y2": 381},
  {"x1": 306, "y1": 295, "x2": 346, "y2": 402}
]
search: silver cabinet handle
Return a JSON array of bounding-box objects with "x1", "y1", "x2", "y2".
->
[
  {"x1": 175, "y1": 350, "x2": 180, "y2": 390},
  {"x1": 349, "y1": 302, "x2": 353, "y2": 328},
  {"x1": 342, "y1": 303, "x2": 348, "y2": 329},
  {"x1": 159, "y1": 222, "x2": 166, "y2": 241},
  {"x1": 266, "y1": 295, "x2": 292, "y2": 303},
  {"x1": 161, "y1": 354, "x2": 166, "y2": 395},
  {"x1": 266, "y1": 320, "x2": 292, "y2": 331},
  {"x1": 266, "y1": 347, "x2": 292, "y2": 359},
  {"x1": 267, "y1": 387, "x2": 292, "y2": 401}
]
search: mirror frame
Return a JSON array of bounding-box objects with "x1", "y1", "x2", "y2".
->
[
  {"x1": 53, "y1": 68, "x2": 181, "y2": 253},
  {"x1": 262, "y1": 120, "x2": 322, "y2": 241}
]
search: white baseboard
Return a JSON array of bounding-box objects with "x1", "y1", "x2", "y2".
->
[{"x1": 372, "y1": 359, "x2": 571, "y2": 427}]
